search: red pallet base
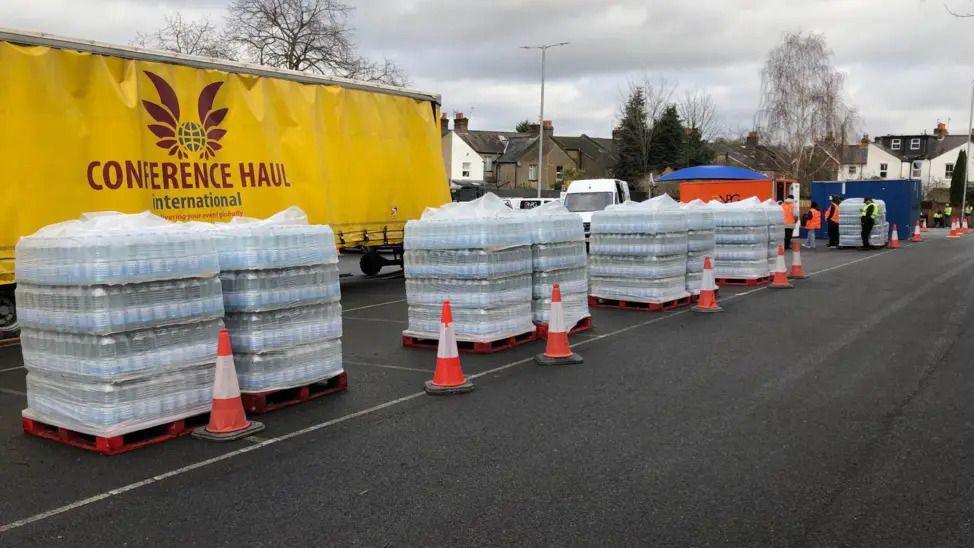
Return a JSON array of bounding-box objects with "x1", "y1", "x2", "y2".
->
[
  {"x1": 241, "y1": 371, "x2": 349, "y2": 415},
  {"x1": 689, "y1": 289, "x2": 720, "y2": 303},
  {"x1": 22, "y1": 413, "x2": 208, "y2": 456},
  {"x1": 716, "y1": 276, "x2": 771, "y2": 287},
  {"x1": 535, "y1": 316, "x2": 593, "y2": 340},
  {"x1": 588, "y1": 295, "x2": 691, "y2": 312},
  {"x1": 402, "y1": 329, "x2": 537, "y2": 354}
]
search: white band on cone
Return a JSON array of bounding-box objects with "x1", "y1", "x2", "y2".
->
[
  {"x1": 701, "y1": 262, "x2": 717, "y2": 291},
  {"x1": 775, "y1": 253, "x2": 786, "y2": 273},
  {"x1": 437, "y1": 321, "x2": 459, "y2": 359},
  {"x1": 213, "y1": 354, "x2": 242, "y2": 399},
  {"x1": 549, "y1": 299, "x2": 566, "y2": 333}
]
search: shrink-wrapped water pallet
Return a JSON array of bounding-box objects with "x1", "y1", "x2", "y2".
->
[
  {"x1": 839, "y1": 198, "x2": 888, "y2": 247},
  {"x1": 16, "y1": 212, "x2": 223, "y2": 437},
  {"x1": 589, "y1": 196, "x2": 689, "y2": 304},
  {"x1": 682, "y1": 199, "x2": 716, "y2": 296},
  {"x1": 215, "y1": 207, "x2": 343, "y2": 393},
  {"x1": 403, "y1": 194, "x2": 535, "y2": 342},
  {"x1": 708, "y1": 198, "x2": 770, "y2": 280},
  {"x1": 523, "y1": 202, "x2": 589, "y2": 327}
]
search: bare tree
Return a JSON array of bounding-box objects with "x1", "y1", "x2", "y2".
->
[
  {"x1": 133, "y1": 14, "x2": 236, "y2": 59},
  {"x1": 640, "y1": 76, "x2": 678, "y2": 128},
  {"x1": 225, "y1": 0, "x2": 407, "y2": 86},
  {"x1": 755, "y1": 32, "x2": 857, "y2": 183},
  {"x1": 677, "y1": 90, "x2": 719, "y2": 140}
]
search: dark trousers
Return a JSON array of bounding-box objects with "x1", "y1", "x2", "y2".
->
[
  {"x1": 861, "y1": 218, "x2": 875, "y2": 248},
  {"x1": 828, "y1": 221, "x2": 839, "y2": 247},
  {"x1": 784, "y1": 227, "x2": 794, "y2": 250}
]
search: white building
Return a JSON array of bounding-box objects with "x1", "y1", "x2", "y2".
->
[
  {"x1": 441, "y1": 113, "x2": 486, "y2": 183},
  {"x1": 836, "y1": 123, "x2": 974, "y2": 196}
]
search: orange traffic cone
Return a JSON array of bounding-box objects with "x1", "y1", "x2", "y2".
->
[
  {"x1": 910, "y1": 221, "x2": 923, "y2": 242},
  {"x1": 920, "y1": 218, "x2": 928, "y2": 232},
  {"x1": 949, "y1": 219, "x2": 961, "y2": 238},
  {"x1": 963, "y1": 218, "x2": 970, "y2": 234},
  {"x1": 692, "y1": 257, "x2": 722, "y2": 313},
  {"x1": 889, "y1": 225, "x2": 901, "y2": 249},
  {"x1": 535, "y1": 284, "x2": 584, "y2": 365},
  {"x1": 192, "y1": 329, "x2": 264, "y2": 441},
  {"x1": 789, "y1": 240, "x2": 807, "y2": 278},
  {"x1": 770, "y1": 244, "x2": 793, "y2": 289},
  {"x1": 425, "y1": 300, "x2": 474, "y2": 394}
]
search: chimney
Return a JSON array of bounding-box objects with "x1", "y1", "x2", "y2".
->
[
  {"x1": 454, "y1": 112, "x2": 469, "y2": 133},
  {"x1": 935, "y1": 121, "x2": 948, "y2": 140},
  {"x1": 542, "y1": 119, "x2": 553, "y2": 139},
  {"x1": 745, "y1": 131, "x2": 759, "y2": 148},
  {"x1": 440, "y1": 112, "x2": 450, "y2": 136}
]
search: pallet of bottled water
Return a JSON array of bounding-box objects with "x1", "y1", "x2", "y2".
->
[
  {"x1": 838, "y1": 199, "x2": 888, "y2": 247},
  {"x1": 589, "y1": 196, "x2": 689, "y2": 304},
  {"x1": 522, "y1": 202, "x2": 589, "y2": 326},
  {"x1": 16, "y1": 212, "x2": 224, "y2": 438},
  {"x1": 708, "y1": 198, "x2": 770, "y2": 279},
  {"x1": 683, "y1": 199, "x2": 716, "y2": 295},
  {"x1": 403, "y1": 194, "x2": 535, "y2": 342},
  {"x1": 216, "y1": 207, "x2": 344, "y2": 393},
  {"x1": 763, "y1": 200, "x2": 786, "y2": 270}
]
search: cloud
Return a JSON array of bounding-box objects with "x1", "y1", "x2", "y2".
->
[{"x1": 1, "y1": 0, "x2": 972, "y2": 138}]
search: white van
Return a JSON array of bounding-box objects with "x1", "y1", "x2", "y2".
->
[{"x1": 563, "y1": 179, "x2": 632, "y2": 231}]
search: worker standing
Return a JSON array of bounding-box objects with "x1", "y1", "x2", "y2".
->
[
  {"x1": 803, "y1": 201, "x2": 822, "y2": 249},
  {"x1": 782, "y1": 195, "x2": 797, "y2": 250},
  {"x1": 825, "y1": 196, "x2": 841, "y2": 248},
  {"x1": 860, "y1": 197, "x2": 878, "y2": 250},
  {"x1": 933, "y1": 210, "x2": 944, "y2": 228},
  {"x1": 965, "y1": 203, "x2": 972, "y2": 224},
  {"x1": 945, "y1": 204, "x2": 953, "y2": 227}
]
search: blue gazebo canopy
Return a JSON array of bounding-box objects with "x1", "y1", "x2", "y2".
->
[{"x1": 656, "y1": 165, "x2": 769, "y2": 182}]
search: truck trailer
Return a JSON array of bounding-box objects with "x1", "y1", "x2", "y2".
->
[{"x1": 0, "y1": 29, "x2": 451, "y2": 328}]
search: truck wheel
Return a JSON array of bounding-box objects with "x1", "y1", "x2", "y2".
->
[
  {"x1": 0, "y1": 290, "x2": 15, "y2": 330},
  {"x1": 360, "y1": 251, "x2": 384, "y2": 277}
]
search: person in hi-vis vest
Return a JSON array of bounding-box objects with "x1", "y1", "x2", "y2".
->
[
  {"x1": 825, "y1": 196, "x2": 841, "y2": 248},
  {"x1": 781, "y1": 195, "x2": 797, "y2": 249},
  {"x1": 860, "y1": 197, "x2": 878, "y2": 250}
]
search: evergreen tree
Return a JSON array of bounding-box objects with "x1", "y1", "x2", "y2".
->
[
  {"x1": 515, "y1": 119, "x2": 532, "y2": 133},
  {"x1": 613, "y1": 88, "x2": 651, "y2": 184},
  {"x1": 950, "y1": 149, "x2": 967, "y2": 206},
  {"x1": 683, "y1": 127, "x2": 714, "y2": 167},
  {"x1": 647, "y1": 105, "x2": 685, "y2": 172}
]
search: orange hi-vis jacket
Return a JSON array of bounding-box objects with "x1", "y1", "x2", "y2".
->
[
  {"x1": 806, "y1": 208, "x2": 822, "y2": 229},
  {"x1": 782, "y1": 201, "x2": 797, "y2": 225},
  {"x1": 826, "y1": 203, "x2": 840, "y2": 223}
]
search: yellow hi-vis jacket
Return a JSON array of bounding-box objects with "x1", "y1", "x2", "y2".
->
[{"x1": 860, "y1": 203, "x2": 877, "y2": 219}]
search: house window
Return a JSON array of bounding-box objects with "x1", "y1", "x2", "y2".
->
[
  {"x1": 461, "y1": 162, "x2": 471, "y2": 178},
  {"x1": 879, "y1": 163, "x2": 888, "y2": 178},
  {"x1": 910, "y1": 138, "x2": 921, "y2": 150},
  {"x1": 528, "y1": 164, "x2": 538, "y2": 181},
  {"x1": 847, "y1": 165, "x2": 857, "y2": 175},
  {"x1": 946, "y1": 163, "x2": 955, "y2": 178},
  {"x1": 555, "y1": 165, "x2": 564, "y2": 182},
  {"x1": 912, "y1": 160, "x2": 922, "y2": 178},
  {"x1": 891, "y1": 138, "x2": 901, "y2": 150},
  {"x1": 484, "y1": 157, "x2": 493, "y2": 173}
]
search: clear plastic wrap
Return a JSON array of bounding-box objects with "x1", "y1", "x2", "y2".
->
[
  {"x1": 532, "y1": 241, "x2": 588, "y2": 270},
  {"x1": 235, "y1": 339, "x2": 343, "y2": 393},
  {"x1": 714, "y1": 244, "x2": 769, "y2": 262},
  {"x1": 405, "y1": 275, "x2": 532, "y2": 308},
  {"x1": 16, "y1": 277, "x2": 225, "y2": 335},
  {"x1": 532, "y1": 291, "x2": 589, "y2": 325},
  {"x1": 406, "y1": 302, "x2": 535, "y2": 341},
  {"x1": 213, "y1": 224, "x2": 338, "y2": 270},
  {"x1": 16, "y1": 212, "x2": 219, "y2": 286},
  {"x1": 589, "y1": 254, "x2": 687, "y2": 279},
  {"x1": 590, "y1": 200, "x2": 688, "y2": 234},
  {"x1": 839, "y1": 199, "x2": 888, "y2": 247},
  {"x1": 220, "y1": 264, "x2": 341, "y2": 312},
  {"x1": 24, "y1": 363, "x2": 214, "y2": 435},
  {"x1": 225, "y1": 302, "x2": 342, "y2": 353},
  {"x1": 404, "y1": 193, "x2": 532, "y2": 250},
  {"x1": 404, "y1": 247, "x2": 532, "y2": 279},
  {"x1": 707, "y1": 198, "x2": 770, "y2": 279},
  {"x1": 589, "y1": 233, "x2": 688, "y2": 256},
  {"x1": 20, "y1": 320, "x2": 222, "y2": 380},
  {"x1": 686, "y1": 271, "x2": 703, "y2": 295},
  {"x1": 521, "y1": 201, "x2": 585, "y2": 243},
  {"x1": 532, "y1": 267, "x2": 588, "y2": 299},
  {"x1": 589, "y1": 276, "x2": 688, "y2": 303}
]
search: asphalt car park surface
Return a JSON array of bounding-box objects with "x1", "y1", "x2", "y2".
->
[{"x1": 1, "y1": 232, "x2": 973, "y2": 546}]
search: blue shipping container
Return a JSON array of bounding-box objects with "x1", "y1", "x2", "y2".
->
[{"x1": 809, "y1": 179, "x2": 922, "y2": 241}]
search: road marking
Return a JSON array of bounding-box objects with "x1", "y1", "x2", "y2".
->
[
  {"x1": 0, "y1": 249, "x2": 910, "y2": 534},
  {"x1": 342, "y1": 299, "x2": 406, "y2": 312},
  {"x1": 344, "y1": 360, "x2": 429, "y2": 374}
]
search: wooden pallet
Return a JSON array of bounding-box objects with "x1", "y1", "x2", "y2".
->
[
  {"x1": 402, "y1": 329, "x2": 537, "y2": 354},
  {"x1": 715, "y1": 275, "x2": 771, "y2": 287},
  {"x1": 535, "y1": 316, "x2": 593, "y2": 340},
  {"x1": 241, "y1": 371, "x2": 349, "y2": 415},
  {"x1": 22, "y1": 413, "x2": 209, "y2": 456},
  {"x1": 587, "y1": 295, "x2": 691, "y2": 312}
]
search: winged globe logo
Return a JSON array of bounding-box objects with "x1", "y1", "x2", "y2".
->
[{"x1": 142, "y1": 71, "x2": 227, "y2": 160}]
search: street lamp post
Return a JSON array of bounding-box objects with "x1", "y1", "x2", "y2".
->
[
  {"x1": 521, "y1": 41, "x2": 568, "y2": 198},
  {"x1": 964, "y1": 79, "x2": 974, "y2": 217}
]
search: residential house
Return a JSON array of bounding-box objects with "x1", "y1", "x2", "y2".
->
[
  {"x1": 710, "y1": 132, "x2": 788, "y2": 179},
  {"x1": 552, "y1": 134, "x2": 617, "y2": 180},
  {"x1": 835, "y1": 122, "x2": 974, "y2": 197},
  {"x1": 495, "y1": 121, "x2": 577, "y2": 190}
]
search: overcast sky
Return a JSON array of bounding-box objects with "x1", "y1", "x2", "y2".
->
[{"x1": 3, "y1": 0, "x2": 974, "y2": 139}]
